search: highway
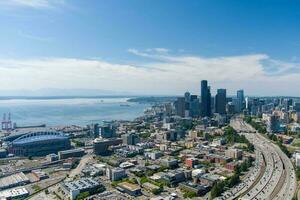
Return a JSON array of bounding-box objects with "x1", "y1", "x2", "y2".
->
[{"x1": 219, "y1": 118, "x2": 297, "y2": 200}]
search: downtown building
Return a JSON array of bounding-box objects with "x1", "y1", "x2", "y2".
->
[
  {"x1": 201, "y1": 80, "x2": 212, "y2": 118},
  {"x1": 215, "y1": 89, "x2": 227, "y2": 115},
  {"x1": 236, "y1": 90, "x2": 245, "y2": 112}
]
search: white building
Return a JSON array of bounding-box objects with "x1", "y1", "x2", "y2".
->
[
  {"x1": 144, "y1": 151, "x2": 163, "y2": 160},
  {"x1": 0, "y1": 187, "x2": 29, "y2": 199},
  {"x1": 60, "y1": 178, "x2": 101, "y2": 200},
  {"x1": 192, "y1": 169, "x2": 205, "y2": 178},
  {"x1": 296, "y1": 153, "x2": 300, "y2": 167},
  {"x1": 106, "y1": 167, "x2": 126, "y2": 181}
]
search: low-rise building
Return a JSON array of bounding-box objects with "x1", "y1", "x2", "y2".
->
[
  {"x1": 142, "y1": 182, "x2": 160, "y2": 191},
  {"x1": 225, "y1": 148, "x2": 243, "y2": 160},
  {"x1": 152, "y1": 170, "x2": 186, "y2": 186},
  {"x1": 179, "y1": 182, "x2": 210, "y2": 196},
  {"x1": 185, "y1": 158, "x2": 198, "y2": 168},
  {"x1": 199, "y1": 174, "x2": 219, "y2": 186},
  {"x1": 117, "y1": 182, "x2": 141, "y2": 196},
  {"x1": 119, "y1": 161, "x2": 135, "y2": 169},
  {"x1": 0, "y1": 187, "x2": 29, "y2": 199},
  {"x1": 46, "y1": 153, "x2": 59, "y2": 162},
  {"x1": 93, "y1": 138, "x2": 123, "y2": 155},
  {"x1": 0, "y1": 148, "x2": 7, "y2": 158},
  {"x1": 296, "y1": 153, "x2": 300, "y2": 167},
  {"x1": 211, "y1": 138, "x2": 226, "y2": 147},
  {"x1": 144, "y1": 151, "x2": 163, "y2": 160},
  {"x1": 225, "y1": 162, "x2": 238, "y2": 171},
  {"x1": 60, "y1": 178, "x2": 102, "y2": 200},
  {"x1": 161, "y1": 158, "x2": 178, "y2": 169},
  {"x1": 32, "y1": 170, "x2": 49, "y2": 181},
  {"x1": 0, "y1": 172, "x2": 30, "y2": 190},
  {"x1": 192, "y1": 169, "x2": 205, "y2": 178},
  {"x1": 58, "y1": 148, "x2": 85, "y2": 160}
]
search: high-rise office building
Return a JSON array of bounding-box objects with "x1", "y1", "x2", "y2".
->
[
  {"x1": 211, "y1": 96, "x2": 215, "y2": 113},
  {"x1": 190, "y1": 95, "x2": 200, "y2": 117},
  {"x1": 100, "y1": 123, "x2": 116, "y2": 138},
  {"x1": 215, "y1": 89, "x2": 226, "y2": 115},
  {"x1": 184, "y1": 92, "x2": 191, "y2": 102},
  {"x1": 175, "y1": 97, "x2": 186, "y2": 117},
  {"x1": 201, "y1": 80, "x2": 211, "y2": 117},
  {"x1": 184, "y1": 91, "x2": 191, "y2": 117},
  {"x1": 267, "y1": 115, "x2": 280, "y2": 133},
  {"x1": 122, "y1": 132, "x2": 140, "y2": 145},
  {"x1": 283, "y1": 98, "x2": 293, "y2": 111},
  {"x1": 294, "y1": 102, "x2": 300, "y2": 112},
  {"x1": 237, "y1": 90, "x2": 245, "y2": 112}
]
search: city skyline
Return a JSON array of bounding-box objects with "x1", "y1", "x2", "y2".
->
[
  {"x1": 0, "y1": 0, "x2": 300, "y2": 96},
  {"x1": 0, "y1": 2, "x2": 299, "y2": 200}
]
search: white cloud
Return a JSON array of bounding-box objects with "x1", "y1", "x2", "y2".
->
[
  {"x1": 0, "y1": 50, "x2": 299, "y2": 96},
  {"x1": 146, "y1": 48, "x2": 170, "y2": 53}
]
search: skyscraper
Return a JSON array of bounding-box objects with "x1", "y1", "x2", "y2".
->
[
  {"x1": 122, "y1": 132, "x2": 140, "y2": 145},
  {"x1": 184, "y1": 91, "x2": 191, "y2": 102},
  {"x1": 201, "y1": 80, "x2": 211, "y2": 117},
  {"x1": 283, "y1": 98, "x2": 293, "y2": 111},
  {"x1": 175, "y1": 97, "x2": 185, "y2": 117},
  {"x1": 215, "y1": 89, "x2": 226, "y2": 115},
  {"x1": 184, "y1": 91, "x2": 191, "y2": 117},
  {"x1": 237, "y1": 90, "x2": 245, "y2": 112},
  {"x1": 190, "y1": 95, "x2": 200, "y2": 117}
]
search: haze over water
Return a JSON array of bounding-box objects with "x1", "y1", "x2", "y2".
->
[{"x1": 0, "y1": 97, "x2": 149, "y2": 126}]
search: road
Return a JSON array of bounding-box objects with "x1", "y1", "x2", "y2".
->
[
  {"x1": 69, "y1": 153, "x2": 93, "y2": 178},
  {"x1": 217, "y1": 118, "x2": 297, "y2": 200}
]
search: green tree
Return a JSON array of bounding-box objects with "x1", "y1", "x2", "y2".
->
[
  {"x1": 183, "y1": 191, "x2": 197, "y2": 198},
  {"x1": 152, "y1": 188, "x2": 162, "y2": 195},
  {"x1": 76, "y1": 192, "x2": 90, "y2": 200},
  {"x1": 210, "y1": 182, "x2": 225, "y2": 199}
]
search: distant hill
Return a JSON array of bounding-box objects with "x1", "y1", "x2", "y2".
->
[
  {"x1": 0, "y1": 88, "x2": 135, "y2": 97},
  {"x1": 127, "y1": 96, "x2": 176, "y2": 104}
]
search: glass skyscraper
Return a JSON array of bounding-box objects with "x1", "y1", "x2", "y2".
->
[
  {"x1": 215, "y1": 89, "x2": 227, "y2": 115},
  {"x1": 201, "y1": 80, "x2": 211, "y2": 117},
  {"x1": 237, "y1": 89, "x2": 245, "y2": 112}
]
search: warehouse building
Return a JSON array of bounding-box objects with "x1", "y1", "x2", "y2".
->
[
  {"x1": 60, "y1": 178, "x2": 102, "y2": 200},
  {"x1": 58, "y1": 148, "x2": 85, "y2": 160},
  {"x1": 0, "y1": 172, "x2": 30, "y2": 190}
]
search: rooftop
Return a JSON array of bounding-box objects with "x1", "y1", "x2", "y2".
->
[
  {"x1": 0, "y1": 172, "x2": 30, "y2": 189},
  {"x1": 0, "y1": 187, "x2": 28, "y2": 199},
  {"x1": 58, "y1": 148, "x2": 84, "y2": 154},
  {"x1": 63, "y1": 178, "x2": 99, "y2": 192},
  {"x1": 117, "y1": 182, "x2": 140, "y2": 191},
  {"x1": 12, "y1": 131, "x2": 68, "y2": 145}
]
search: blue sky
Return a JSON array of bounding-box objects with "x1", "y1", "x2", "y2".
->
[{"x1": 0, "y1": 0, "x2": 300, "y2": 96}]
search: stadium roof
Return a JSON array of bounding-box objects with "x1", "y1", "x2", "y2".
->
[{"x1": 12, "y1": 131, "x2": 68, "y2": 145}]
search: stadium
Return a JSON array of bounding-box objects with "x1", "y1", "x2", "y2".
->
[{"x1": 10, "y1": 131, "x2": 71, "y2": 157}]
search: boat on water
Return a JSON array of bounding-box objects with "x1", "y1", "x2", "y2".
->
[{"x1": 120, "y1": 104, "x2": 130, "y2": 107}]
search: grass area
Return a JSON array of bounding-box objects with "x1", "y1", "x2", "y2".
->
[
  {"x1": 291, "y1": 140, "x2": 300, "y2": 147},
  {"x1": 32, "y1": 184, "x2": 41, "y2": 192},
  {"x1": 111, "y1": 178, "x2": 137, "y2": 187}
]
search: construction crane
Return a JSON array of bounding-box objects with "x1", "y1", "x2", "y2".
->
[{"x1": 1, "y1": 113, "x2": 13, "y2": 131}]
